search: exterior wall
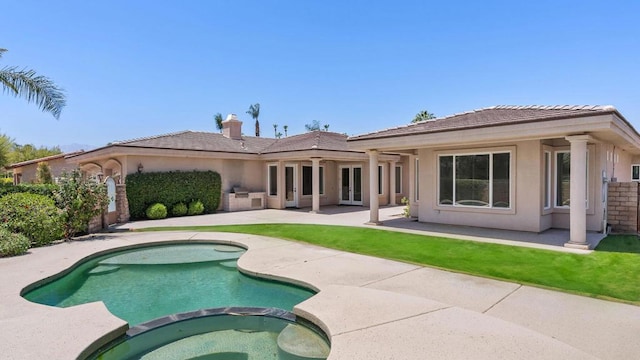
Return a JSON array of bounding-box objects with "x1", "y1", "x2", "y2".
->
[
  {"x1": 417, "y1": 140, "x2": 545, "y2": 232},
  {"x1": 13, "y1": 157, "x2": 76, "y2": 184},
  {"x1": 607, "y1": 182, "x2": 638, "y2": 233}
]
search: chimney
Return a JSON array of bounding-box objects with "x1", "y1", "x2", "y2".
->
[{"x1": 222, "y1": 114, "x2": 243, "y2": 140}]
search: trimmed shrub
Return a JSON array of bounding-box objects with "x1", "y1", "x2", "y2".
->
[
  {"x1": 171, "y1": 202, "x2": 188, "y2": 217},
  {"x1": 0, "y1": 228, "x2": 30, "y2": 257},
  {"x1": 0, "y1": 193, "x2": 64, "y2": 246},
  {"x1": 0, "y1": 183, "x2": 57, "y2": 198},
  {"x1": 188, "y1": 200, "x2": 204, "y2": 216},
  {"x1": 146, "y1": 203, "x2": 168, "y2": 219},
  {"x1": 126, "y1": 171, "x2": 221, "y2": 220}
]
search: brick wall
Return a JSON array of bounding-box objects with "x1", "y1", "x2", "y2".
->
[{"x1": 607, "y1": 182, "x2": 639, "y2": 233}]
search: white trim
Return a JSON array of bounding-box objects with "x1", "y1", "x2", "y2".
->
[
  {"x1": 414, "y1": 158, "x2": 420, "y2": 202},
  {"x1": 544, "y1": 151, "x2": 551, "y2": 210},
  {"x1": 632, "y1": 164, "x2": 640, "y2": 181},
  {"x1": 267, "y1": 163, "x2": 278, "y2": 197},
  {"x1": 436, "y1": 150, "x2": 512, "y2": 209},
  {"x1": 395, "y1": 165, "x2": 403, "y2": 194},
  {"x1": 377, "y1": 164, "x2": 384, "y2": 195},
  {"x1": 301, "y1": 164, "x2": 325, "y2": 196}
]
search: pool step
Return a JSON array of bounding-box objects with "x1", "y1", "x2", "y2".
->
[{"x1": 277, "y1": 324, "x2": 330, "y2": 360}]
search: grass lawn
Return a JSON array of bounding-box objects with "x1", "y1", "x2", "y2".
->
[{"x1": 140, "y1": 224, "x2": 640, "y2": 305}]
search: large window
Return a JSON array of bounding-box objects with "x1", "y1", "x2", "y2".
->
[
  {"x1": 395, "y1": 165, "x2": 402, "y2": 194},
  {"x1": 377, "y1": 165, "x2": 384, "y2": 195},
  {"x1": 438, "y1": 152, "x2": 511, "y2": 208},
  {"x1": 302, "y1": 165, "x2": 324, "y2": 196},
  {"x1": 268, "y1": 164, "x2": 278, "y2": 196},
  {"x1": 632, "y1": 165, "x2": 640, "y2": 181},
  {"x1": 555, "y1": 151, "x2": 588, "y2": 208}
]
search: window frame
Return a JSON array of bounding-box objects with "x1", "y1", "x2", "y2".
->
[
  {"x1": 436, "y1": 150, "x2": 512, "y2": 210},
  {"x1": 267, "y1": 163, "x2": 278, "y2": 197},
  {"x1": 632, "y1": 164, "x2": 640, "y2": 181},
  {"x1": 301, "y1": 164, "x2": 325, "y2": 196},
  {"x1": 395, "y1": 165, "x2": 403, "y2": 194},
  {"x1": 544, "y1": 151, "x2": 551, "y2": 210},
  {"x1": 554, "y1": 150, "x2": 589, "y2": 209},
  {"x1": 377, "y1": 164, "x2": 384, "y2": 195},
  {"x1": 414, "y1": 158, "x2": 420, "y2": 202}
]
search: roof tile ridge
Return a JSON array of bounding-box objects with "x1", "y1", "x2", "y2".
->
[{"x1": 113, "y1": 130, "x2": 193, "y2": 144}]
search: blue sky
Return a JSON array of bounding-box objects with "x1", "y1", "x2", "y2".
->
[{"x1": 1, "y1": 1, "x2": 639, "y2": 149}]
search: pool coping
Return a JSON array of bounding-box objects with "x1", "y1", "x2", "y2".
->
[{"x1": 1, "y1": 231, "x2": 639, "y2": 359}]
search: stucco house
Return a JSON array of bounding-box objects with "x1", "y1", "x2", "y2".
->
[
  {"x1": 348, "y1": 105, "x2": 640, "y2": 248},
  {"x1": 60, "y1": 114, "x2": 406, "y2": 223},
  {"x1": 6, "y1": 151, "x2": 83, "y2": 184}
]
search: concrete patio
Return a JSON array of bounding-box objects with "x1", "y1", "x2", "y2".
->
[{"x1": 0, "y1": 206, "x2": 637, "y2": 359}]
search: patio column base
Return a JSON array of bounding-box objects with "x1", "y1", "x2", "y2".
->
[
  {"x1": 365, "y1": 221, "x2": 383, "y2": 226},
  {"x1": 309, "y1": 210, "x2": 322, "y2": 214},
  {"x1": 563, "y1": 241, "x2": 591, "y2": 250}
]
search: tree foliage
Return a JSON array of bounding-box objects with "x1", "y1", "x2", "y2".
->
[
  {"x1": 0, "y1": 48, "x2": 66, "y2": 119},
  {"x1": 36, "y1": 162, "x2": 53, "y2": 184},
  {"x1": 246, "y1": 103, "x2": 260, "y2": 137},
  {"x1": 0, "y1": 192, "x2": 64, "y2": 246},
  {"x1": 53, "y1": 169, "x2": 109, "y2": 239},
  {"x1": 214, "y1": 113, "x2": 224, "y2": 132},
  {"x1": 412, "y1": 110, "x2": 436, "y2": 123},
  {"x1": 10, "y1": 143, "x2": 61, "y2": 163},
  {"x1": 305, "y1": 120, "x2": 330, "y2": 132}
]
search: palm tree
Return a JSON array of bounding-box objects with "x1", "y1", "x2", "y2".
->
[
  {"x1": 214, "y1": 113, "x2": 224, "y2": 132},
  {"x1": 273, "y1": 124, "x2": 278, "y2": 137},
  {"x1": 283, "y1": 125, "x2": 288, "y2": 137},
  {"x1": 412, "y1": 110, "x2": 436, "y2": 123},
  {"x1": 246, "y1": 103, "x2": 260, "y2": 137},
  {"x1": 0, "y1": 48, "x2": 66, "y2": 119}
]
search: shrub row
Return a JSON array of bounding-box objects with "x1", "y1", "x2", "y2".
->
[
  {"x1": 0, "y1": 193, "x2": 64, "y2": 248},
  {"x1": 145, "y1": 200, "x2": 205, "y2": 220},
  {"x1": 0, "y1": 183, "x2": 57, "y2": 198},
  {"x1": 126, "y1": 171, "x2": 221, "y2": 220},
  {"x1": 0, "y1": 228, "x2": 30, "y2": 257}
]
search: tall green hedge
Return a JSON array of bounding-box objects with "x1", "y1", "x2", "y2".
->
[
  {"x1": 126, "y1": 171, "x2": 221, "y2": 220},
  {"x1": 0, "y1": 183, "x2": 57, "y2": 198}
]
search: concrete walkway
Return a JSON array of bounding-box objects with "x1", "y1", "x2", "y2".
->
[{"x1": 0, "y1": 207, "x2": 637, "y2": 359}]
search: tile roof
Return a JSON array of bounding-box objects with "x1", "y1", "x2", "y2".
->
[
  {"x1": 112, "y1": 131, "x2": 277, "y2": 154},
  {"x1": 103, "y1": 130, "x2": 351, "y2": 155},
  {"x1": 348, "y1": 105, "x2": 618, "y2": 141},
  {"x1": 261, "y1": 131, "x2": 350, "y2": 153},
  {"x1": 5, "y1": 151, "x2": 84, "y2": 169}
]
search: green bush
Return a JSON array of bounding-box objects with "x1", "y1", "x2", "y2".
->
[
  {"x1": 188, "y1": 200, "x2": 204, "y2": 216},
  {"x1": 171, "y1": 202, "x2": 188, "y2": 217},
  {"x1": 146, "y1": 203, "x2": 168, "y2": 219},
  {"x1": 126, "y1": 171, "x2": 221, "y2": 220},
  {"x1": 0, "y1": 183, "x2": 57, "y2": 198},
  {"x1": 54, "y1": 170, "x2": 109, "y2": 239},
  {"x1": 0, "y1": 228, "x2": 30, "y2": 257},
  {"x1": 0, "y1": 193, "x2": 64, "y2": 246}
]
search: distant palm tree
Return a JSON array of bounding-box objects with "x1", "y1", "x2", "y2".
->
[
  {"x1": 0, "y1": 48, "x2": 66, "y2": 119},
  {"x1": 283, "y1": 125, "x2": 288, "y2": 137},
  {"x1": 323, "y1": 124, "x2": 330, "y2": 131},
  {"x1": 412, "y1": 110, "x2": 436, "y2": 123},
  {"x1": 246, "y1": 103, "x2": 261, "y2": 137},
  {"x1": 214, "y1": 113, "x2": 224, "y2": 132},
  {"x1": 273, "y1": 123, "x2": 278, "y2": 137}
]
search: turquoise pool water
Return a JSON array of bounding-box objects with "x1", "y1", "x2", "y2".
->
[{"x1": 23, "y1": 243, "x2": 315, "y2": 326}]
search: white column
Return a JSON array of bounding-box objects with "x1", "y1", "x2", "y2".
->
[
  {"x1": 311, "y1": 158, "x2": 321, "y2": 213},
  {"x1": 565, "y1": 135, "x2": 590, "y2": 248},
  {"x1": 389, "y1": 160, "x2": 397, "y2": 206},
  {"x1": 367, "y1": 150, "x2": 381, "y2": 224}
]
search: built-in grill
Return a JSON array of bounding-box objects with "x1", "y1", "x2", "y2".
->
[{"x1": 232, "y1": 187, "x2": 249, "y2": 198}]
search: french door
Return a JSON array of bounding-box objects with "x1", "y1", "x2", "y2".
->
[
  {"x1": 339, "y1": 166, "x2": 362, "y2": 205},
  {"x1": 285, "y1": 165, "x2": 298, "y2": 207}
]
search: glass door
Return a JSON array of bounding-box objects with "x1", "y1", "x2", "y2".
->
[
  {"x1": 285, "y1": 165, "x2": 297, "y2": 207},
  {"x1": 339, "y1": 166, "x2": 363, "y2": 205}
]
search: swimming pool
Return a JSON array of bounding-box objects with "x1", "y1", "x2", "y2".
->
[{"x1": 23, "y1": 243, "x2": 315, "y2": 326}]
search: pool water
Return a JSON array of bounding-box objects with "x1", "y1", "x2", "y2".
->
[
  {"x1": 23, "y1": 243, "x2": 315, "y2": 326},
  {"x1": 90, "y1": 308, "x2": 330, "y2": 360}
]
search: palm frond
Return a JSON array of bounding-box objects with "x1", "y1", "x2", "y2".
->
[{"x1": 0, "y1": 66, "x2": 66, "y2": 119}]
